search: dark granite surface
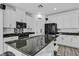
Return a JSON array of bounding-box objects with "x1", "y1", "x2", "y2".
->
[
  {"x1": 5, "y1": 35, "x2": 53, "y2": 56},
  {"x1": 59, "y1": 32, "x2": 79, "y2": 36},
  {"x1": 3, "y1": 32, "x2": 35, "y2": 37},
  {"x1": 46, "y1": 32, "x2": 79, "y2": 36},
  {"x1": 3, "y1": 31, "x2": 79, "y2": 38}
]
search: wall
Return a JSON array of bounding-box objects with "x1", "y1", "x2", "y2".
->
[{"x1": 0, "y1": 9, "x2": 3, "y2": 54}]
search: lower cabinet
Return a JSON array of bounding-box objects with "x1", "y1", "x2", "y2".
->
[
  {"x1": 57, "y1": 35, "x2": 79, "y2": 48},
  {"x1": 35, "y1": 40, "x2": 54, "y2": 56}
]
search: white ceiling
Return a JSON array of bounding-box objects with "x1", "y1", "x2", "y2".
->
[{"x1": 10, "y1": 3, "x2": 79, "y2": 16}]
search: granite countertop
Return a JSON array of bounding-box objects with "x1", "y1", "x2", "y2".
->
[
  {"x1": 5, "y1": 35, "x2": 52, "y2": 56},
  {"x1": 3, "y1": 31, "x2": 79, "y2": 38},
  {"x1": 46, "y1": 31, "x2": 79, "y2": 36},
  {"x1": 3, "y1": 32, "x2": 35, "y2": 37},
  {"x1": 59, "y1": 32, "x2": 79, "y2": 36}
]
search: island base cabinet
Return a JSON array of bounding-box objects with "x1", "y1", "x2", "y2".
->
[{"x1": 57, "y1": 35, "x2": 79, "y2": 48}]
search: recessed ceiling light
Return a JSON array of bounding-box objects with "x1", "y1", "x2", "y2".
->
[
  {"x1": 53, "y1": 8, "x2": 57, "y2": 10},
  {"x1": 35, "y1": 12, "x2": 43, "y2": 19}
]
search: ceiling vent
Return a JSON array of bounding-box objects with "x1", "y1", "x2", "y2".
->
[{"x1": 38, "y1": 4, "x2": 44, "y2": 8}]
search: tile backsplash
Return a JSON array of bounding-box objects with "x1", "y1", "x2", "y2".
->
[
  {"x1": 3, "y1": 28, "x2": 14, "y2": 34},
  {"x1": 3, "y1": 28, "x2": 33, "y2": 34},
  {"x1": 58, "y1": 28, "x2": 79, "y2": 33}
]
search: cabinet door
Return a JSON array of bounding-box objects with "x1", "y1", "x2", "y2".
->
[
  {"x1": 4, "y1": 9, "x2": 9, "y2": 27},
  {"x1": 21, "y1": 12, "x2": 26, "y2": 23},
  {"x1": 15, "y1": 9, "x2": 25, "y2": 22},
  {"x1": 56, "y1": 16, "x2": 64, "y2": 28},
  {"x1": 9, "y1": 10, "x2": 16, "y2": 28},
  {"x1": 48, "y1": 16, "x2": 64, "y2": 28},
  {"x1": 48, "y1": 16, "x2": 57, "y2": 23},
  {"x1": 63, "y1": 13, "x2": 78, "y2": 28},
  {"x1": 4, "y1": 9, "x2": 16, "y2": 28}
]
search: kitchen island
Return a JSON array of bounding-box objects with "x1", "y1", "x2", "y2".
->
[
  {"x1": 5, "y1": 35, "x2": 54, "y2": 56},
  {"x1": 4, "y1": 31, "x2": 79, "y2": 56}
]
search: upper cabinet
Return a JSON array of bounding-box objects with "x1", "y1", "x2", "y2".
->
[
  {"x1": 4, "y1": 8, "x2": 16, "y2": 28},
  {"x1": 48, "y1": 10, "x2": 79, "y2": 29},
  {"x1": 3, "y1": 6, "x2": 26, "y2": 28},
  {"x1": 48, "y1": 16, "x2": 57, "y2": 23},
  {"x1": 48, "y1": 15, "x2": 63, "y2": 28},
  {"x1": 56, "y1": 15, "x2": 64, "y2": 28},
  {"x1": 63, "y1": 13, "x2": 79, "y2": 28},
  {"x1": 15, "y1": 9, "x2": 26, "y2": 22}
]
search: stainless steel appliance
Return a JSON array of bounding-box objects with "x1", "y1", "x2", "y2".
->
[
  {"x1": 45, "y1": 23, "x2": 58, "y2": 43},
  {"x1": 45, "y1": 23, "x2": 58, "y2": 56},
  {"x1": 45, "y1": 23, "x2": 57, "y2": 35}
]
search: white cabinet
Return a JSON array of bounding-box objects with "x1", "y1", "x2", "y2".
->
[
  {"x1": 36, "y1": 40, "x2": 54, "y2": 56},
  {"x1": 48, "y1": 16, "x2": 57, "y2": 23},
  {"x1": 56, "y1": 13, "x2": 79, "y2": 28},
  {"x1": 25, "y1": 16, "x2": 35, "y2": 33},
  {"x1": 56, "y1": 16, "x2": 64, "y2": 28},
  {"x1": 35, "y1": 19, "x2": 45, "y2": 35},
  {"x1": 48, "y1": 11, "x2": 79, "y2": 29},
  {"x1": 63, "y1": 13, "x2": 78, "y2": 28},
  {"x1": 4, "y1": 9, "x2": 16, "y2": 28},
  {"x1": 57, "y1": 35, "x2": 79, "y2": 48},
  {"x1": 4, "y1": 8, "x2": 26, "y2": 28},
  {"x1": 4, "y1": 36, "x2": 18, "y2": 42},
  {"x1": 26, "y1": 16, "x2": 32, "y2": 28},
  {"x1": 70, "y1": 36, "x2": 79, "y2": 48},
  {"x1": 57, "y1": 35, "x2": 72, "y2": 46},
  {"x1": 15, "y1": 9, "x2": 26, "y2": 23},
  {"x1": 48, "y1": 15, "x2": 64, "y2": 28}
]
